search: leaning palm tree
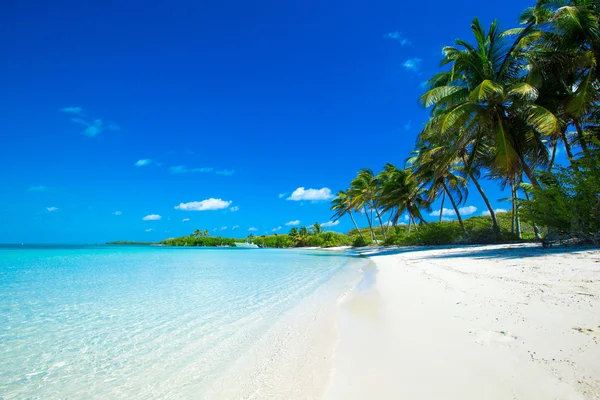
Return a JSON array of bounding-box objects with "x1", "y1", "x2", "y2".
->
[
  {"x1": 378, "y1": 163, "x2": 430, "y2": 232},
  {"x1": 349, "y1": 169, "x2": 387, "y2": 240},
  {"x1": 408, "y1": 144, "x2": 469, "y2": 233},
  {"x1": 521, "y1": 0, "x2": 600, "y2": 158},
  {"x1": 330, "y1": 190, "x2": 366, "y2": 242},
  {"x1": 421, "y1": 18, "x2": 559, "y2": 189}
]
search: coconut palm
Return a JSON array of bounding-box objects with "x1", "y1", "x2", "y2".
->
[
  {"x1": 330, "y1": 190, "x2": 366, "y2": 242},
  {"x1": 349, "y1": 169, "x2": 387, "y2": 240},
  {"x1": 311, "y1": 222, "x2": 323, "y2": 236},
  {"x1": 520, "y1": 0, "x2": 600, "y2": 158},
  {"x1": 378, "y1": 163, "x2": 429, "y2": 232},
  {"x1": 408, "y1": 144, "x2": 469, "y2": 233},
  {"x1": 421, "y1": 18, "x2": 559, "y2": 189},
  {"x1": 193, "y1": 229, "x2": 201, "y2": 238}
]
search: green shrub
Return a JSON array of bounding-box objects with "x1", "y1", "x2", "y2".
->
[
  {"x1": 521, "y1": 152, "x2": 600, "y2": 243},
  {"x1": 352, "y1": 236, "x2": 373, "y2": 247}
]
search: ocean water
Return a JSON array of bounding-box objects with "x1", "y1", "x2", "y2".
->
[{"x1": 0, "y1": 245, "x2": 367, "y2": 399}]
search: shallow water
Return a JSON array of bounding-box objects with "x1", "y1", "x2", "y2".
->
[{"x1": 0, "y1": 245, "x2": 366, "y2": 399}]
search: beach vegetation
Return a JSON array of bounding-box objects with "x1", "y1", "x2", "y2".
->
[{"x1": 331, "y1": 0, "x2": 600, "y2": 246}]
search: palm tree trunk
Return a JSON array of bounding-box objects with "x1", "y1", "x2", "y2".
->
[
  {"x1": 468, "y1": 171, "x2": 500, "y2": 234},
  {"x1": 348, "y1": 212, "x2": 365, "y2": 242},
  {"x1": 511, "y1": 183, "x2": 516, "y2": 235},
  {"x1": 372, "y1": 204, "x2": 387, "y2": 239},
  {"x1": 439, "y1": 191, "x2": 446, "y2": 222},
  {"x1": 522, "y1": 189, "x2": 541, "y2": 239},
  {"x1": 512, "y1": 182, "x2": 522, "y2": 239},
  {"x1": 442, "y1": 182, "x2": 465, "y2": 233},
  {"x1": 520, "y1": 160, "x2": 541, "y2": 189},
  {"x1": 410, "y1": 214, "x2": 418, "y2": 231},
  {"x1": 548, "y1": 139, "x2": 557, "y2": 172},
  {"x1": 407, "y1": 212, "x2": 412, "y2": 234},
  {"x1": 363, "y1": 205, "x2": 376, "y2": 241},
  {"x1": 515, "y1": 193, "x2": 522, "y2": 240},
  {"x1": 574, "y1": 118, "x2": 590, "y2": 158},
  {"x1": 561, "y1": 128, "x2": 576, "y2": 166},
  {"x1": 385, "y1": 208, "x2": 394, "y2": 235}
]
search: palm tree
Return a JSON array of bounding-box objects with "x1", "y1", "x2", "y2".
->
[
  {"x1": 421, "y1": 18, "x2": 559, "y2": 189},
  {"x1": 193, "y1": 229, "x2": 201, "y2": 238},
  {"x1": 311, "y1": 222, "x2": 323, "y2": 236},
  {"x1": 330, "y1": 190, "x2": 365, "y2": 242},
  {"x1": 521, "y1": 0, "x2": 600, "y2": 158},
  {"x1": 378, "y1": 163, "x2": 429, "y2": 232},
  {"x1": 408, "y1": 144, "x2": 469, "y2": 233},
  {"x1": 349, "y1": 169, "x2": 387, "y2": 240}
]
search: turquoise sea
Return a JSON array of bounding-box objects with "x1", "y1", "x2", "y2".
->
[{"x1": 0, "y1": 245, "x2": 367, "y2": 399}]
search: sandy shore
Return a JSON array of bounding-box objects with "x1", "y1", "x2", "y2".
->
[{"x1": 326, "y1": 244, "x2": 600, "y2": 400}]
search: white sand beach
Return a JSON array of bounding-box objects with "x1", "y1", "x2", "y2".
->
[{"x1": 326, "y1": 244, "x2": 600, "y2": 400}]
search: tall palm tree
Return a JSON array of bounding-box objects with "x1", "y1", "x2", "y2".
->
[
  {"x1": 421, "y1": 18, "x2": 559, "y2": 189},
  {"x1": 349, "y1": 169, "x2": 387, "y2": 240},
  {"x1": 330, "y1": 190, "x2": 366, "y2": 242},
  {"x1": 521, "y1": 0, "x2": 600, "y2": 158},
  {"x1": 193, "y1": 229, "x2": 201, "y2": 238},
  {"x1": 378, "y1": 163, "x2": 430, "y2": 230},
  {"x1": 409, "y1": 144, "x2": 469, "y2": 233}
]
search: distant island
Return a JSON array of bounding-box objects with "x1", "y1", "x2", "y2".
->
[{"x1": 106, "y1": 240, "x2": 156, "y2": 245}]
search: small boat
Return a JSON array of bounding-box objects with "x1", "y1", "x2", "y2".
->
[{"x1": 234, "y1": 242, "x2": 259, "y2": 249}]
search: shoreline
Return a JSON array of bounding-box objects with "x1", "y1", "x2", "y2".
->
[{"x1": 325, "y1": 243, "x2": 600, "y2": 399}]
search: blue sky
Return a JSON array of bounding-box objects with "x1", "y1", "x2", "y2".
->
[{"x1": 1, "y1": 0, "x2": 556, "y2": 243}]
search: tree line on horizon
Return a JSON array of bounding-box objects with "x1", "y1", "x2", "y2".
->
[{"x1": 330, "y1": 0, "x2": 600, "y2": 245}]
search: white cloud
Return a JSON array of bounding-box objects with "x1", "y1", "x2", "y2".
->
[
  {"x1": 321, "y1": 220, "x2": 339, "y2": 228},
  {"x1": 230, "y1": 206, "x2": 240, "y2": 212},
  {"x1": 481, "y1": 208, "x2": 508, "y2": 216},
  {"x1": 135, "y1": 159, "x2": 153, "y2": 167},
  {"x1": 220, "y1": 226, "x2": 227, "y2": 231},
  {"x1": 403, "y1": 214, "x2": 410, "y2": 221},
  {"x1": 402, "y1": 57, "x2": 422, "y2": 71},
  {"x1": 174, "y1": 198, "x2": 232, "y2": 211},
  {"x1": 232, "y1": 225, "x2": 240, "y2": 230},
  {"x1": 459, "y1": 206, "x2": 477, "y2": 215},
  {"x1": 70, "y1": 117, "x2": 119, "y2": 137},
  {"x1": 278, "y1": 193, "x2": 287, "y2": 199},
  {"x1": 272, "y1": 226, "x2": 282, "y2": 232},
  {"x1": 61, "y1": 106, "x2": 83, "y2": 114},
  {"x1": 113, "y1": 211, "x2": 122, "y2": 216},
  {"x1": 142, "y1": 214, "x2": 162, "y2": 221},
  {"x1": 182, "y1": 218, "x2": 190, "y2": 222},
  {"x1": 28, "y1": 185, "x2": 46, "y2": 191},
  {"x1": 248, "y1": 227, "x2": 258, "y2": 231},
  {"x1": 287, "y1": 187, "x2": 333, "y2": 201},
  {"x1": 46, "y1": 206, "x2": 58, "y2": 212},
  {"x1": 384, "y1": 31, "x2": 411, "y2": 46},
  {"x1": 430, "y1": 206, "x2": 477, "y2": 217},
  {"x1": 285, "y1": 220, "x2": 301, "y2": 226},
  {"x1": 216, "y1": 169, "x2": 235, "y2": 176},
  {"x1": 145, "y1": 228, "x2": 154, "y2": 232},
  {"x1": 169, "y1": 165, "x2": 213, "y2": 174}
]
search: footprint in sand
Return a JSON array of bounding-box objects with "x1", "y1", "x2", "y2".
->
[{"x1": 474, "y1": 330, "x2": 518, "y2": 346}]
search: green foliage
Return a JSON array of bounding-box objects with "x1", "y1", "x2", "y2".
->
[
  {"x1": 161, "y1": 236, "x2": 236, "y2": 247},
  {"x1": 520, "y1": 153, "x2": 600, "y2": 243},
  {"x1": 381, "y1": 212, "x2": 536, "y2": 246},
  {"x1": 352, "y1": 236, "x2": 373, "y2": 247},
  {"x1": 106, "y1": 241, "x2": 155, "y2": 245}
]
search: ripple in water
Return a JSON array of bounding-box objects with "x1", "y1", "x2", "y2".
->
[{"x1": 0, "y1": 246, "x2": 366, "y2": 399}]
